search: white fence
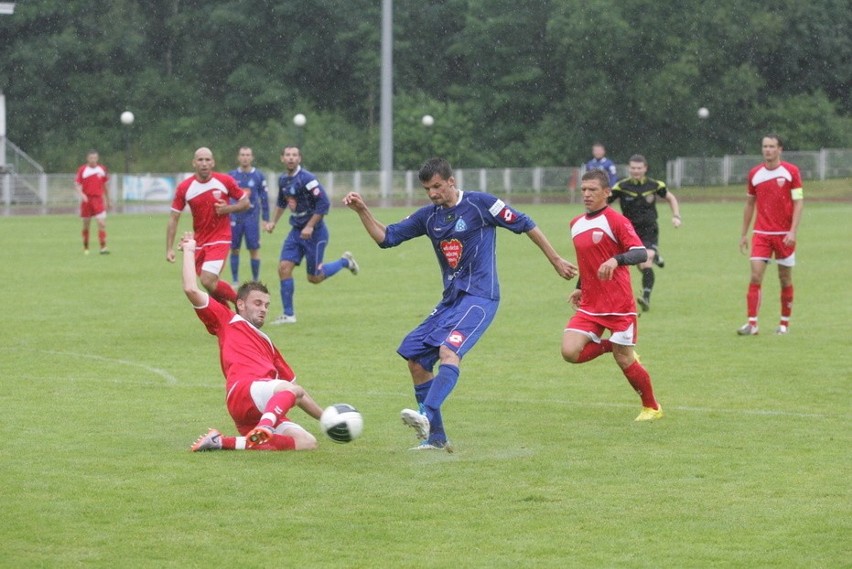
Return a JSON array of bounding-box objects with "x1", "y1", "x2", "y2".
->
[{"x1": 3, "y1": 148, "x2": 850, "y2": 214}]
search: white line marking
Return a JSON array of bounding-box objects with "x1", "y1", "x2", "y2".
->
[{"x1": 43, "y1": 350, "x2": 179, "y2": 385}]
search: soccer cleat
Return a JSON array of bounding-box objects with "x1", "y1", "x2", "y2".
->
[
  {"x1": 736, "y1": 323, "x2": 759, "y2": 336},
  {"x1": 246, "y1": 425, "x2": 273, "y2": 448},
  {"x1": 191, "y1": 428, "x2": 222, "y2": 452},
  {"x1": 636, "y1": 296, "x2": 650, "y2": 312},
  {"x1": 400, "y1": 408, "x2": 430, "y2": 440},
  {"x1": 99, "y1": 247, "x2": 110, "y2": 255},
  {"x1": 270, "y1": 314, "x2": 297, "y2": 325},
  {"x1": 342, "y1": 251, "x2": 360, "y2": 275},
  {"x1": 83, "y1": 248, "x2": 90, "y2": 255},
  {"x1": 653, "y1": 254, "x2": 665, "y2": 268},
  {"x1": 410, "y1": 440, "x2": 454, "y2": 453},
  {"x1": 634, "y1": 406, "x2": 664, "y2": 422},
  {"x1": 775, "y1": 325, "x2": 789, "y2": 335}
]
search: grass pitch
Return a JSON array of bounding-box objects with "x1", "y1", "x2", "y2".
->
[{"x1": 1, "y1": 190, "x2": 850, "y2": 568}]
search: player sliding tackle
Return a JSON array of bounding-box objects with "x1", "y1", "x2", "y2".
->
[
  {"x1": 178, "y1": 231, "x2": 325, "y2": 452},
  {"x1": 344, "y1": 157, "x2": 577, "y2": 451}
]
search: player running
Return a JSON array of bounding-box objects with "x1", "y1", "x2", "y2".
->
[
  {"x1": 561, "y1": 169, "x2": 663, "y2": 421},
  {"x1": 344, "y1": 157, "x2": 576, "y2": 451}
]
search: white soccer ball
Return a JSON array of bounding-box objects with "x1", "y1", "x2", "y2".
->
[
  {"x1": 697, "y1": 107, "x2": 709, "y2": 119},
  {"x1": 293, "y1": 113, "x2": 307, "y2": 127},
  {"x1": 120, "y1": 111, "x2": 135, "y2": 125},
  {"x1": 320, "y1": 403, "x2": 363, "y2": 443},
  {"x1": 421, "y1": 114, "x2": 434, "y2": 127}
]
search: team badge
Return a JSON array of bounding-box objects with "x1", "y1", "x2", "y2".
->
[
  {"x1": 454, "y1": 218, "x2": 467, "y2": 232},
  {"x1": 312, "y1": 187, "x2": 321, "y2": 196},
  {"x1": 776, "y1": 178, "x2": 786, "y2": 187},
  {"x1": 446, "y1": 330, "x2": 466, "y2": 347},
  {"x1": 441, "y1": 239, "x2": 463, "y2": 268},
  {"x1": 593, "y1": 230, "x2": 603, "y2": 244}
]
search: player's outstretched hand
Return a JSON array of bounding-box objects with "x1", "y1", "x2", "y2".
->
[
  {"x1": 554, "y1": 258, "x2": 578, "y2": 280},
  {"x1": 342, "y1": 192, "x2": 366, "y2": 211}
]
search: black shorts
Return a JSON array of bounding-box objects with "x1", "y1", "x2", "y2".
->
[{"x1": 632, "y1": 223, "x2": 659, "y2": 250}]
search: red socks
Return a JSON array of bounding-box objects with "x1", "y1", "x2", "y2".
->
[
  {"x1": 746, "y1": 283, "x2": 762, "y2": 320},
  {"x1": 82, "y1": 229, "x2": 89, "y2": 249},
  {"x1": 220, "y1": 434, "x2": 296, "y2": 451},
  {"x1": 780, "y1": 285, "x2": 793, "y2": 324},
  {"x1": 623, "y1": 360, "x2": 658, "y2": 409},
  {"x1": 211, "y1": 280, "x2": 238, "y2": 306},
  {"x1": 576, "y1": 339, "x2": 613, "y2": 363}
]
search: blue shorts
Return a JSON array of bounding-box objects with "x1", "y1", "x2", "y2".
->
[
  {"x1": 279, "y1": 223, "x2": 329, "y2": 276},
  {"x1": 231, "y1": 216, "x2": 262, "y2": 250},
  {"x1": 397, "y1": 293, "x2": 499, "y2": 372}
]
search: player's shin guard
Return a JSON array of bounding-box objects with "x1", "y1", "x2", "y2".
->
[
  {"x1": 423, "y1": 365, "x2": 459, "y2": 436},
  {"x1": 230, "y1": 253, "x2": 240, "y2": 282},
  {"x1": 321, "y1": 258, "x2": 345, "y2": 278},
  {"x1": 747, "y1": 283, "x2": 762, "y2": 321},
  {"x1": 211, "y1": 280, "x2": 238, "y2": 306},
  {"x1": 780, "y1": 285, "x2": 793, "y2": 322},
  {"x1": 576, "y1": 339, "x2": 613, "y2": 363},
  {"x1": 414, "y1": 380, "x2": 433, "y2": 410},
  {"x1": 280, "y1": 278, "x2": 295, "y2": 316},
  {"x1": 247, "y1": 434, "x2": 296, "y2": 451},
  {"x1": 622, "y1": 360, "x2": 658, "y2": 410},
  {"x1": 641, "y1": 268, "x2": 654, "y2": 300},
  {"x1": 257, "y1": 390, "x2": 298, "y2": 430},
  {"x1": 250, "y1": 258, "x2": 260, "y2": 281}
]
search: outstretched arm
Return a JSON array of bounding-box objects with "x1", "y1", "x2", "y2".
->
[
  {"x1": 180, "y1": 232, "x2": 208, "y2": 307},
  {"x1": 525, "y1": 226, "x2": 577, "y2": 280},
  {"x1": 343, "y1": 192, "x2": 388, "y2": 244},
  {"x1": 665, "y1": 192, "x2": 682, "y2": 228}
]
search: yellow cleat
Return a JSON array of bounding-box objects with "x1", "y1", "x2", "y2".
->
[{"x1": 635, "y1": 406, "x2": 664, "y2": 422}]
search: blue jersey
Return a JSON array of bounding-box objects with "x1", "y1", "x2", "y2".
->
[
  {"x1": 277, "y1": 166, "x2": 330, "y2": 230},
  {"x1": 585, "y1": 157, "x2": 619, "y2": 188},
  {"x1": 381, "y1": 191, "x2": 535, "y2": 302},
  {"x1": 227, "y1": 167, "x2": 269, "y2": 222}
]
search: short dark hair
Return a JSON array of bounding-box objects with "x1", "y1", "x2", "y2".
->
[
  {"x1": 418, "y1": 157, "x2": 453, "y2": 182},
  {"x1": 281, "y1": 146, "x2": 301, "y2": 156},
  {"x1": 628, "y1": 154, "x2": 647, "y2": 166},
  {"x1": 87, "y1": 149, "x2": 99, "y2": 156},
  {"x1": 763, "y1": 133, "x2": 783, "y2": 147},
  {"x1": 236, "y1": 281, "x2": 269, "y2": 301},
  {"x1": 581, "y1": 169, "x2": 610, "y2": 189}
]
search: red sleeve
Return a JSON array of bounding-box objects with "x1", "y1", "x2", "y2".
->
[
  {"x1": 789, "y1": 163, "x2": 803, "y2": 190},
  {"x1": 75, "y1": 165, "x2": 84, "y2": 185},
  {"x1": 194, "y1": 296, "x2": 231, "y2": 336},
  {"x1": 101, "y1": 165, "x2": 110, "y2": 183},
  {"x1": 171, "y1": 180, "x2": 188, "y2": 211}
]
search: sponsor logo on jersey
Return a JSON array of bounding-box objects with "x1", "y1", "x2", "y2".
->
[
  {"x1": 593, "y1": 230, "x2": 603, "y2": 244},
  {"x1": 446, "y1": 330, "x2": 466, "y2": 347},
  {"x1": 454, "y1": 218, "x2": 467, "y2": 232},
  {"x1": 441, "y1": 239, "x2": 463, "y2": 268}
]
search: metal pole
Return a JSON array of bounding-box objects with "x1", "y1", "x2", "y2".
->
[{"x1": 379, "y1": 0, "x2": 393, "y2": 200}]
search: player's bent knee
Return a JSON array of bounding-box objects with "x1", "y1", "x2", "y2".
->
[
  {"x1": 307, "y1": 274, "x2": 325, "y2": 284},
  {"x1": 294, "y1": 431, "x2": 318, "y2": 450}
]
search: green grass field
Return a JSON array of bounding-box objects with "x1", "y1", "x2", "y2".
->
[{"x1": 2, "y1": 192, "x2": 850, "y2": 568}]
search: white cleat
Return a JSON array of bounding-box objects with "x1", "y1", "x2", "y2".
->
[
  {"x1": 775, "y1": 325, "x2": 789, "y2": 335},
  {"x1": 736, "y1": 323, "x2": 759, "y2": 336},
  {"x1": 270, "y1": 314, "x2": 297, "y2": 325},
  {"x1": 191, "y1": 428, "x2": 222, "y2": 452},
  {"x1": 342, "y1": 251, "x2": 359, "y2": 275},
  {"x1": 400, "y1": 408, "x2": 430, "y2": 440},
  {"x1": 410, "y1": 440, "x2": 454, "y2": 453}
]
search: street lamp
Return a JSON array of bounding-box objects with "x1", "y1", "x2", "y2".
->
[
  {"x1": 120, "y1": 110, "x2": 134, "y2": 174},
  {"x1": 697, "y1": 107, "x2": 709, "y2": 188},
  {"x1": 293, "y1": 113, "x2": 306, "y2": 150},
  {"x1": 421, "y1": 114, "x2": 434, "y2": 156}
]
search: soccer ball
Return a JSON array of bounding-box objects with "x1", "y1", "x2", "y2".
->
[{"x1": 320, "y1": 404, "x2": 363, "y2": 443}]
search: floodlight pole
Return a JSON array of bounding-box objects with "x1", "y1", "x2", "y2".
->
[{"x1": 379, "y1": 0, "x2": 393, "y2": 200}]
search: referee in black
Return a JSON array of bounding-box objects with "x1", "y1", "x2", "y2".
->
[{"x1": 609, "y1": 154, "x2": 681, "y2": 311}]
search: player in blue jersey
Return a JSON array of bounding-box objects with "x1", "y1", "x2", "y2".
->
[
  {"x1": 227, "y1": 147, "x2": 269, "y2": 285},
  {"x1": 264, "y1": 146, "x2": 359, "y2": 324},
  {"x1": 585, "y1": 143, "x2": 619, "y2": 188},
  {"x1": 344, "y1": 158, "x2": 577, "y2": 451}
]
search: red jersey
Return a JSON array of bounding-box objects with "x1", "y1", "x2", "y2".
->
[
  {"x1": 171, "y1": 172, "x2": 245, "y2": 246},
  {"x1": 75, "y1": 164, "x2": 109, "y2": 197},
  {"x1": 747, "y1": 161, "x2": 803, "y2": 234},
  {"x1": 195, "y1": 296, "x2": 295, "y2": 391},
  {"x1": 570, "y1": 207, "x2": 644, "y2": 316}
]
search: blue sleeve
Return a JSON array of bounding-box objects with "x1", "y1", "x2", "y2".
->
[
  {"x1": 276, "y1": 175, "x2": 288, "y2": 209},
  {"x1": 305, "y1": 174, "x2": 330, "y2": 216},
  {"x1": 381, "y1": 209, "x2": 428, "y2": 248},
  {"x1": 258, "y1": 171, "x2": 270, "y2": 221},
  {"x1": 479, "y1": 193, "x2": 535, "y2": 234}
]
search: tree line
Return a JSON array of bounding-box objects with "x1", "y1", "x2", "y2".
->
[{"x1": 1, "y1": 0, "x2": 849, "y2": 174}]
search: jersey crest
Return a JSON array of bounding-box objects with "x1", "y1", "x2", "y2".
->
[
  {"x1": 454, "y1": 218, "x2": 467, "y2": 232},
  {"x1": 593, "y1": 230, "x2": 604, "y2": 244},
  {"x1": 441, "y1": 239, "x2": 463, "y2": 268}
]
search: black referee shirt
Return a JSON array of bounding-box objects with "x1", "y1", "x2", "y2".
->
[{"x1": 609, "y1": 177, "x2": 668, "y2": 227}]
